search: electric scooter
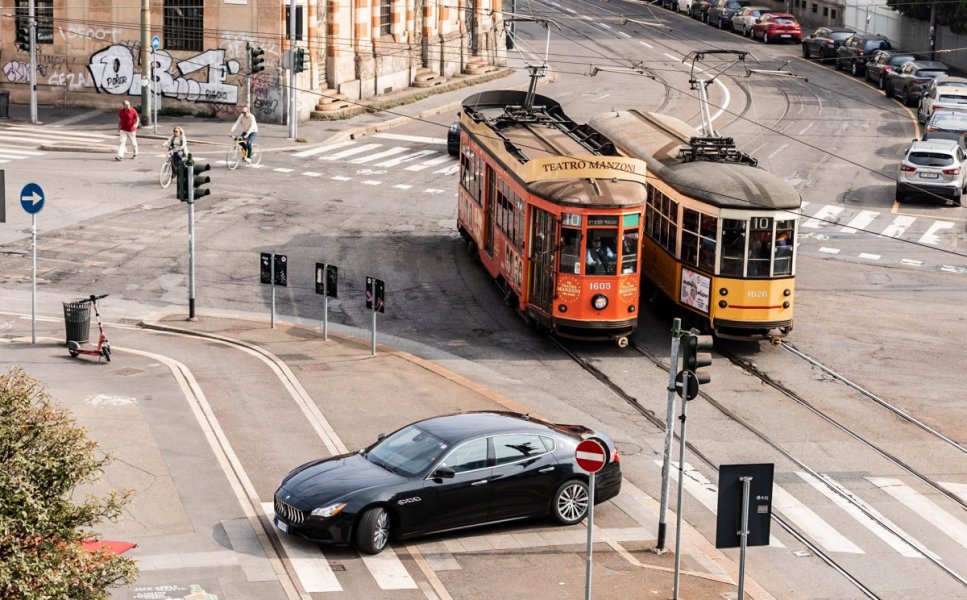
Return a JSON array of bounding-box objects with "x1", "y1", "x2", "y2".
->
[{"x1": 67, "y1": 294, "x2": 111, "y2": 362}]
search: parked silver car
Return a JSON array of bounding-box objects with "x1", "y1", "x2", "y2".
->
[{"x1": 896, "y1": 138, "x2": 966, "y2": 205}]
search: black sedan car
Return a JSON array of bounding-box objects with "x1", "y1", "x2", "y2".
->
[
  {"x1": 447, "y1": 121, "x2": 461, "y2": 156},
  {"x1": 864, "y1": 49, "x2": 916, "y2": 90},
  {"x1": 801, "y1": 26, "x2": 854, "y2": 62},
  {"x1": 273, "y1": 411, "x2": 622, "y2": 554}
]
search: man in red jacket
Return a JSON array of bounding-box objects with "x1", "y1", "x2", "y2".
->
[{"x1": 116, "y1": 100, "x2": 140, "y2": 161}]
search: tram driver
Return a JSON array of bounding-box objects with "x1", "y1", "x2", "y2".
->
[{"x1": 587, "y1": 238, "x2": 616, "y2": 274}]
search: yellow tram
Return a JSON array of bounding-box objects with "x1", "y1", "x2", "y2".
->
[{"x1": 589, "y1": 110, "x2": 802, "y2": 340}]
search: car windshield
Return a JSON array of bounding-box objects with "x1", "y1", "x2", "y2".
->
[
  {"x1": 831, "y1": 32, "x2": 852, "y2": 40},
  {"x1": 863, "y1": 40, "x2": 890, "y2": 51},
  {"x1": 908, "y1": 152, "x2": 954, "y2": 167},
  {"x1": 930, "y1": 114, "x2": 967, "y2": 129},
  {"x1": 890, "y1": 56, "x2": 915, "y2": 66},
  {"x1": 938, "y1": 94, "x2": 967, "y2": 105},
  {"x1": 366, "y1": 425, "x2": 449, "y2": 478}
]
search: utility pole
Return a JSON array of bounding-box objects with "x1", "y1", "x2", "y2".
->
[
  {"x1": 141, "y1": 0, "x2": 152, "y2": 125},
  {"x1": 28, "y1": 0, "x2": 37, "y2": 124},
  {"x1": 288, "y1": 0, "x2": 298, "y2": 139},
  {"x1": 928, "y1": 1, "x2": 937, "y2": 61}
]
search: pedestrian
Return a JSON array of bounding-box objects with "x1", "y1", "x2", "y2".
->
[
  {"x1": 116, "y1": 100, "x2": 140, "y2": 161},
  {"x1": 229, "y1": 106, "x2": 258, "y2": 164},
  {"x1": 163, "y1": 126, "x2": 189, "y2": 164}
]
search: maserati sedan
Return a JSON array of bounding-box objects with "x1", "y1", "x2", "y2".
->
[{"x1": 273, "y1": 411, "x2": 622, "y2": 554}]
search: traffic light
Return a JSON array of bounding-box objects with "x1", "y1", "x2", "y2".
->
[
  {"x1": 249, "y1": 44, "x2": 265, "y2": 74},
  {"x1": 176, "y1": 161, "x2": 188, "y2": 202},
  {"x1": 192, "y1": 161, "x2": 212, "y2": 201},
  {"x1": 681, "y1": 331, "x2": 713, "y2": 386},
  {"x1": 293, "y1": 48, "x2": 306, "y2": 73},
  {"x1": 16, "y1": 20, "x2": 31, "y2": 52}
]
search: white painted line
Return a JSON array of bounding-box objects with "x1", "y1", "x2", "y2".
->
[
  {"x1": 292, "y1": 140, "x2": 355, "y2": 158},
  {"x1": 0, "y1": 159, "x2": 8, "y2": 164},
  {"x1": 361, "y1": 549, "x2": 419, "y2": 590},
  {"x1": 941, "y1": 482, "x2": 967, "y2": 503},
  {"x1": 563, "y1": 5, "x2": 576, "y2": 12},
  {"x1": 767, "y1": 143, "x2": 789, "y2": 160},
  {"x1": 261, "y1": 502, "x2": 342, "y2": 592},
  {"x1": 797, "y1": 473, "x2": 924, "y2": 558},
  {"x1": 362, "y1": 180, "x2": 383, "y2": 186},
  {"x1": 0, "y1": 154, "x2": 28, "y2": 160},
  {"x1": 46, "y1": 109, "x2": 102, "y2": 126},
  {"x1": 900, "y1": 258, "x2": 923, "y2": 266},
  {"x1": 880, "y1": 215, "x2": 916, "y2": 238},
  {"x1": 663, "y1": 52, "x2": 679, "y2": 61},
  {"x1": 618, "y1": 31, "x2": 631, "y2": 38},
  {"x1": 840, "y1": 210, "x2": 879, "y2": 233},
  {"x1": 433, "y1": 165, "x2": 459, "y2": 176},
  {"x1": 819, "y1": 247, "x2": 840, "y2": 254},
  {"x1": 4, "y1": 125, "x2": 113, "y2": 139},
  {"x1": 303, "y1": 171, "x2": 322, "y2": 177},
  {"x1": 867, "y1": 477, "x2": 967, "y2": 551},
  {"x1": 373, "y1": 132, "x2": 447, "y2": 145},
  {"x1": 592, "y1": 94, "x2": 611, "y2": 101},
  {"x1": 640, "y1": 41, "x2": 653, "y2": 49},
  {"x1": 425, "y1": 189, "x2": 445, "y2": 194},
  {"x1": 600, "y1": 23, "x2": 612, "y2": 29},
  {"x1": 917, "y1": 220, "x2": 954, "y2": 246},
  {"x1": 374, "y1": 150, "x2": 438, "y2": 168},
  {"x1": 772, "y1": 485, "x2": 863, "y2": 554},
  {"x1": 273, "y1": 168, "x2": 294, "y2": 173},
  {"x1": 802, "y1": 205, "x2": 843, "y2": 229},
  {"x1": 349, "y1": 146, "x2": 410, "y2": 164},
  {"x1": 858, "y1": 253, "x2": 881, "y2": 260},
  {"x1": 421, "y1": 154, "x2": 453, "y2": 166},
  {"x1": 798, "y1": 123, "x2": 814, "y2": 136},
  {"x1": 0, "y1": 133, "x2": 87, "y2": 145},
  {"x1": 0, "y1": 146, "x2": 45, "y2": 156},
  {"x1": 940, "y1": 265, "x2": 964, "y2": 273},
  {"x1": 393, "y1": 184, "x2": 413, "y2": 190},
  {"x1": 320, "y1": 143, "x2": 383, "y2": 161},
  {"x1": 331, "y1": 175, "x2": 352, "y2": 181}
]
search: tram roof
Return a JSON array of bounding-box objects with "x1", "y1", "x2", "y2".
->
[{"x1": 588, "y1": 110, "x2": 802, "y2": 211}]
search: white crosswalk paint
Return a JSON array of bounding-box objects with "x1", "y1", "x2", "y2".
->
[
  {"x1": 349, "y1": 146, "x2": 410, "y2": 164},
  {"x1": 867, "y1": 477, "x2": 967, "y2": 551},
  {"x1": 880, "y1": 215, "x2": 916, "y2": 238},
  {"x1": 393, "y1": 184, "x2": 413, "y2": 190},
  {"x1": 303, "y1": 172, "x2": 322, "y2": 177},
  {"x1": 802, "y1": 205, "x2": 843, "y2": 229},
  {"x1": 361, "y1": 550, "x2": 418, "y2": 590},
  {"x1": 4, "y1": 125, "x2": 113, "y2": 140},
  {"x1": 901, "y1": 258, "x2": 924, "y2": 266},
  {"x1": 917, "y1": 220, "x2": 954, "y2": 245},
  {"x1": 772, "y1": 485, "x2": 864, "y2": 554},
  {"x1": 797, "y1": 472, "x2": 926, "y2": 558},
  {"x1": 0, "y1": 147, "x2": 45, "y2": 156},
  {"x1": 434, "y1": 165, "x2": 459, "y2": 176},
  {"x1": 261, "y1": 502, "x2": 342, "y2": 592},
  {"x1": 374, "y1": 149, "x2": 438, "y2": 168},
  {"x1": 331, "y1": 175, "x2": 352, "y2": 181},
  {"x1": 373, "y1": 132, "x2": 447, "y2": 145},
  {"x1": 941, "y1": 482, "x2": 967, "y2": 503},
  {"x1": 320, "y1": 143, "x2": 383, "y2": 161},
  {"x1": 406, "y1": 154, "x2": 453, "y2": 171},
  {"x1": 819, "y1": 247, "x2": 840, "y2": 254},
  {"x1": 273, "y1": 168, "x2": 294, "y2": 173},
  {"x1": 362, "y1": 180, "x2": 382, "y2": 186},
  {"x1": 292, "y1": 140, "x2": 356, "y2": 158},
  {"x1": 840, "y1": 210, "x2": 879, "y2": 233},
  {"x1": 858, "y1": 253, "x2": 881, "y2": 260},
  {"x1": 47, "y1": 110, "x2": 102, "y2": 126}
]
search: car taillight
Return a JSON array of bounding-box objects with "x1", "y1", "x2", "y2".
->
[
  {"x1": 900, "y1": 163, "x2": 917, "y2": 172},
  {"x1": 942, "y1": 166, "x2": 961, "y2": 175},
  {"x1": 884, "y1": 66, "x2": 893, "y2": 72},
  {"x1": 858, "y1": 51, "x2": 864, "y2": 57}
]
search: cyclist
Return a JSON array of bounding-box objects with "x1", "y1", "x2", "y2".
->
[
  {"x1": 163, "y1": 126, "x2": 188, "y2": 164},
  {"x1": 230, "y1": 106, "x2": 259, "y2": 164}
]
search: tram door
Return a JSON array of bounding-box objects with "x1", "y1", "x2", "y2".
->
[
  {"x1": 484, "y1": 165, "x2": 496, "y2": 256},
  {"x1": 528, "y1": 208, "x2": 556, "y2": 313}
]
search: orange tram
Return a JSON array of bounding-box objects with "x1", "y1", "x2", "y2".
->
[
  {"x1": 456, "y1": 90, "x2": 650, "y2": 346},
  {"x1": 589, "y1": 110, "x2": 803, "y2": 341}
]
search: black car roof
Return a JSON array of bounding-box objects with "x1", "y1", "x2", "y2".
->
[
  {"x1": 851, "y1": 33, "x2": 891, "y2": 40},
  {"x1": 414, "y1": 411, "x2": 586, "y2": 444},
  {"x1": 909, "y1": 61, "x2": 949, "y2": 70},
  {"x1": 827, "y1": 27, "x2": 855, "y2": 32}
]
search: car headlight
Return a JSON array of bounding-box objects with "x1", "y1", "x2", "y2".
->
[{"x1": 311, "y1": 503, "x2": 347, "y2": 518}]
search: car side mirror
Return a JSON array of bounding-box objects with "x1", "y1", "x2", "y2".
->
[
  {"x1": 377, "y1": 433, "x2": 386, "y2": 441},
  {"x1": 432, "y1": 467, "x2": 455, "y2": 480}
]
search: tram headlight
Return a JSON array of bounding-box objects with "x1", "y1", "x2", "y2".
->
[
  {"x1": 591, "y1": 294, "x2": 608, "y2": 310},
  {"x1": 558, "y1": 304, "x2": 567, "y2": 313},
  {"x1": 628, "y1": 305, "x2": 636, "y2": 313},
  {"x1": 783, "y1": 288, "x2": 791, "y2": 297},
  {"x1": 783, "y1": 301, "x2": 790, "y2": 309},
  {"x1": 719, "y1": 288, "x2": 728, "y2": 296},
  {"x1": 719, "y1": 300, "x2": 728, "y2": 308}
]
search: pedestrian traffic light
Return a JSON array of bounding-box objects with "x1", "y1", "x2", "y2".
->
[
  {"x1": 681, "y1": 331, "x2": 714, "y2": 386},
  {"x1": 293, "y1": 48, "x2": 307, "y2": 73},
  {"x1": 192, "y1": 162, "x2": 212, "y2": 201},
  {"x1": 16, "y1": 21, "x2": 31, "y2": 52},
  {"x1": 249, "y1": 44, "x2": 265, "y2": 74},
  {"x1": 176, "y1": 161, "x2": 188, "y2": 202}
]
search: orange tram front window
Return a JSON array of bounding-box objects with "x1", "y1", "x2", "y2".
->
[{"x1": 558, "y1": 213, "x2": 641, "y2": 276}]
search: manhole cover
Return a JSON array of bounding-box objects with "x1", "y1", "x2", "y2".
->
[
  {"x1": 112, "y1": 367, "x2": 144, "y2": 377},
  {"x1": 614, "y1": 441, "x2": 643, "y2": 456}
]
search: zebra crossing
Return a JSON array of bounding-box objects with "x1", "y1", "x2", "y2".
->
[
  {"x1": 0, "y1": 123, "x2": 114, "y2": 163},
  {"x1": 289, "y1": 132, "x2": 457, "y2": 176}
]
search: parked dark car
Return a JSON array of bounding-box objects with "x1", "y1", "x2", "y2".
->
[
  {"x1": 447, "y1": 122, "x2": 461, "y2": 156},
  {"x1": 691, "y1": 0, "x2": 714, "y2": 22},
  {"x1": 885, "y1": 60, "x2": 952, "y2": 106},
  {"x1": 863, "y1": 49, "x2": 916, "y2": 90},
  {"x1": 801, "y1": 27, "x2": 855, "y2": 62},
  {"x1": 751, "y1": 13, "x2": 801, "y2": 44},
  {"x1": 706, "y1": 0, "x2": 750, "y2": 30},
  {"x1": 273, "y1": 411, "x2": 623, "y2": 554},
  {"x1": 835, "y1": 34, "x2": 893, "y2": 75}
]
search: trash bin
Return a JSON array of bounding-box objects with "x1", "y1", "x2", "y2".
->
[
  {"x1": 0, "y1": 90, "x2": 9, "y2": 119},
  {"x1": 63, "y1": 298, "x2": 91, "y2": 344}
]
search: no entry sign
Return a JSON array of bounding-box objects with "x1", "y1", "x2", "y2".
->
[{"x1": 575, "y1": 439, "x2": 607, "y2": 474}]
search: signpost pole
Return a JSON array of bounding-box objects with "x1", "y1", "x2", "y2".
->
[
  {"x1": 673, "y1": 370, "x2": 691, "y2": 600},
  {"x1": 152, "y1": 46, "x2": 158, "y2": 134},
  {"x1": 738, "y1": 476, "x2": 752, "y2": 600},
  {"x1": 31, "y1": 213, "x2": 37, "y2": 344},
  {"x1": 270, "y1": 254, "x2": 276, "y2": 329},
  {"x1": 658, "y1": 317, "x2": 682, "y2": 550},
  {"x1": 584, "y1": 471, "x2": 596, "y2": 600},
  {"x1": 28, "y1": 0, "x2": 37, "y2": 124},
  {"x1": 371, "y1": 279, "x2": 377, "y2": 355},
  {"x1": 323, "y1": 274, "x2": 329, "y2": 341}
]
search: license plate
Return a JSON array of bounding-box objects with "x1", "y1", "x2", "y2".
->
[
  {"x1": 780, "y1": 34, "x2": 791, "y2": 38},
  {"x1": 919, "y1": 172, "x2": 940, "y2": 179},
  {"x1": 274, "y1": 517, "x2": 289, "y2": 533}
]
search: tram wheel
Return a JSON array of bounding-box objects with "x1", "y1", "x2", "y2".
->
[{"x1": 616, "y1": 336, "x2": 629, "y2": 349}]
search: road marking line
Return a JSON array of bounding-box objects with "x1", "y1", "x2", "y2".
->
[
  {"x1": 425, "y1": 188, "x2": 445, "y2": 194},
  {"x1": 320, "y1": 143, "x2": 383, "y2": 160},
  {"x1": 260, "y1": 502, "x2": 343, "y2": 592},
  {"x1": 868, "y1": 477, "x2": 967, "y2": 551},
  {"x1": 274, "y1": 168, "x2": 294, "y2": 173},
  {"x1": 373, "y1": 132, "x2": 447, "y2": 145},
  {"x1": 901, "y1": 258, "x2": 923, "y2": 266},
  {"x1": 840, "y1": 210, "x2": 879, "y2": 233},
  {"x1": 640, "y1": 41, "x2": 653, "y2": 48},
  {"x1": 0, "y1": 146, "x2": 46, "y2": 155},
  {"x1": 303, "y1": 171, "x2": 322, "y2": 177},
  {"x1": 362, "y1": 180, "x2": 382, "y2": 186},
  {"x1": 798, "y1": 123, "x2": 814, "y2": 135},
  {"x1": 772, "y1": 485, "x2": 864, "y2": 554},
  {"x1": 618, "y1": 31, "x2": 631, "y2": 38},
  {"x1": 858, "y1": 253, "x2": 881, "y2": 260},
  {"x1": 0, "y1": 155, "x2": 27, "y2": 161},
  {"x1": 880, "y1": 215, "x2": 916, "y2": 238},
  {"x1": 802, "y1": 205, "x2": 843, "y2": 228},
  {"x1": 819, "y1": 247, "x2": 840, "y2": 254},
  {"x1": 917, "y1": 220, "x2": 954, "y2": 245},
  {"x1": 292, "y1": 140, "x2": 355, "y2": 158},
  {"x1": 940, "y1": 264, "x2": 966, "y2": 273},
  {"x1": 361, "y1": 549, "x2": 419, "y2": 589},
  {"x1": 393, "y1": 184, "x2": 413, "y2": 190},
  {"x1": 374, "y1": 149, "x2": 438, "y2": 168},
  {"x1": 941, "y1": 482, "x2": 967, "y2": 503},
  {"x1": 3, "y1": 124, "x2": 114, "y2": 139},
  {"x1": 797, "y1": 472, "x2": 924, "y2": 558},
  {"x1": 46, "y1": 109, "x2": 102, "y2": 126},
  {"x1": 331, "y1": 175, "x2": 352, "y2": 181},
  {"x1": 350, "y1": 146, "x2": 410, "y2": 164},
  {"x1": 767, "y1": 143, "x2": 789, "y2": 160},
  {"x1": 433, "y1": 165, "x2": 459, "y2": 175}
]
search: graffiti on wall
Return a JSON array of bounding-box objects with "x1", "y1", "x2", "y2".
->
[{"x1": 88, "y1": 44, "x2": 241, "y2": 104}]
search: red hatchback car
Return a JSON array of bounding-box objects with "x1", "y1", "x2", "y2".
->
[{"x1": 752, "y1": 13, "x2": 801, "y2": 44}]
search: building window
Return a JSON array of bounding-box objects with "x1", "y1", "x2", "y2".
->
[
  {"x1": 823, "y1": 6, "x2": 828, "y2": 16},
  {"x1": 378, "y1": 0, "x2": 391, "y2": 36},
  {"x1": 811, "y1": 3, "x2": 817, "y2": 12},
  {"x1": 15, "y1": 0, "x2": 54, "y2": 44},
  {"x1": 831, "y1": 8, "x2": 837, "y2": 19},
  {"x1": 164, "y1": 0, "x2": 204, "y2": 52}
]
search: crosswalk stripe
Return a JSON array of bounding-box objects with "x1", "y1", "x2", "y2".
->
[
  {"x1": 0, "y1": 133, "x2": 85, "y2": 145},
  {"x1": 374, "y1": 149, "x2": 438, "y2": 168},
  {"x1": 0, "y1": 159, "x2": 9, "y2": 164},
  {"x1": 360, "y1": 550, "x2": 418, "y2": 590},
  {"x1": 303, "y1": 171, "x2": 322, "y2": 177},
  {"x1": 260, "y1": 502, "x2": 342, "y2": 592},
  {"x1": 797, "y1": 472, "x2": 925, "y2": 558},
  {"x1": 917, "y1": 220, "x2": 954, "y2": 245},
  {"x1": 46, "y1": 109, "x2": 102, "y2": 127},
  {"x1": 1, "y1": 126, "x2": 112, "y2": 141},
  {"x1": 320, "y1": 143, "x2": 383, "y2": 161},
  {"x1": 772, "y1": 485, "x2": 863, "y2": 554},
  {"x1": 858, "y1": 253, "x2": 881, "y2": 260},
  {"x1": 292, "y1": 140, "x2": 356, "y2": 158},
  {"x1": 941, "y1": 482, "x2": 967, "y2": 503},
  {"x1": 0, "y1": 147, "x2": 45, "y2": 156},
  {"x1": 880, "y1": 215, "x2": 916, "y2": 238},
  {"x1": 373, "y1": 132, "x2": 447, "y2": 145},
  {"x1": 867, "y1": 477, "x2": 967, "y2": 551},
  {"x1": 349, "y1": 146, "x2": 410, "y2": 164},
  {"x1": 802, "y1": 205, "x2": 843, "y2": 229},
  {"x1": 840, "y1": 210, "x2": 879, "y2": 233},
  {"x1": 433, "y1": 165, "x2": 459, "y2": 175},
  {"x1": 0, "y1": 154, "x2": 30, "y2": 160},
  {"x1": 405, "y1": 154, "x2": 452, "y2": 172}
]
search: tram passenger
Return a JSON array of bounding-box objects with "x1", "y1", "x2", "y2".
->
[{"x1": 748, "y1": 231, "x2": 772, "y2": 276}]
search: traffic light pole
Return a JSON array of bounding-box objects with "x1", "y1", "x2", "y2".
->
[
  {"x1": 657, "y1": 317, "x2": 682, "y2": 551},
  {"x1": 28, "y1": 0, "x2": 37, "y2": 124},
  {"x1": 186, "y1": 161, "x2": 196, "y2": 321},
  {"x1": 246, "y1": 44, "x2": 252, "y2": 111},
  {"x1": 672, "y1": 369, "x2": 691, "y2": 600},
  {"x1": 288, "y1": 0, "x2": 298, "y2": 140}
]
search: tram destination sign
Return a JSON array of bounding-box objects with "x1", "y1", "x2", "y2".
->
[{"x1": 587, "y1": 215, "x2": 619, "y2": 227}]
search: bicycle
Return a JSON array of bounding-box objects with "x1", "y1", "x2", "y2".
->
[
  {"x1": 159, "y1": 150, "x2": 181, "y2": 188},
  {"x1": 227, "y1": 135, "x2": 262, "y2": 170}
]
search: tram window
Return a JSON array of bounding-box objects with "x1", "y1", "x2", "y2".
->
[
  {"x1": 621, "y1": 229, "x2": 639, "y2": 274},
  {"x1": 748, "y1": 230, "x2": 773, "y2": 277},
  {"x1": 720, "y1": 219, "x2": 747, "y2": 276},
  {"x1": 586, "y1": 229, "x2": 617, "y2": 276},
  {"x1": 682, "y1": 230, "x2": 698, "y2": 266},
  {"x1": 560, "y1": 228, "x2": 582, "y2": 274},
  {"x1": 774, "y1": 219, "x2": 795, "y2": 276}
]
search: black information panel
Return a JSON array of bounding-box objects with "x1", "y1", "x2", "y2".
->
[
  {"x1": 715, "y1": 463, "x2": 774, "y2": 549},
  {"x1": 315, "y1": 263, "x2": 338, "y2": 298},
  {"x1": 365, "y1": 277, "x2": 385, "y2": 313}
]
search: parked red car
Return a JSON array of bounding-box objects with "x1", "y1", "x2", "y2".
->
[{"x1": 751, "y1": 13, "x2": 801, "y2": 44}]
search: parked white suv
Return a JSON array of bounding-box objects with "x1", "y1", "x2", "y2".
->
[
  {"x1": 896, "y1": 138, "x2": 966, "y2": 205},
  {"x1": 917, "y1": 84, "x2": 967, "y2": 124}
]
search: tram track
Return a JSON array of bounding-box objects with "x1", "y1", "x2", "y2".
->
[{"x1": 549, "y1": 335, "x2": 967, "y2": 595}]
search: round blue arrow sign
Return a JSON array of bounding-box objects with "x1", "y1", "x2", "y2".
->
[
  {"x1": 151, "y1": 35, "x2": 161, "y2": 50},
  {"x1": 20, "y1": 182, "x2": 45, "y2": 214}
]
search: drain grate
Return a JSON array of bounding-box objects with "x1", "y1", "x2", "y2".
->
[
  {"x1": 112, "y1": 367, "x2": 144, "y2": 377},
  {"x1": 329, "y1": 563, "x2": 346, "y2": 572},
  {"x1": 297, "y1": 363, "x2": 330, "y2": 371}
]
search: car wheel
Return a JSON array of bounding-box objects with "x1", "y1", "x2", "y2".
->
[
  {"x1": 802, "y1": 44, "x2": 810, "y2": 58},
  {"x1": 552, "y1": 479, "x2": 589, "y2": 525},
  {"x1": 878, "y1": 75, "x2": 887, "y2": 90},
  {"x1": 917, "y1": 105, "x2": 926, "y2": 124},
  {"x1": 884, "y1": 82, "x2": 894, "y2": 98},
  {"x1": 743, "y1": 25, "x2": 750, "y2": 37},
  {"x1": 899, "y1": 87, "x2": 910, "y2": 106},
  {"x1": 762, "y1": 33, "x2": 769, "y2": 44},
  {"x1": 355, "y1": 507, "x2": 390, "y2": 554},
  {"x1": 850, "y1": 61, "x2": 860, "y2": 76},
  {"x1": 896, "y1": 188, "x2": 906, "y2": 203}
]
